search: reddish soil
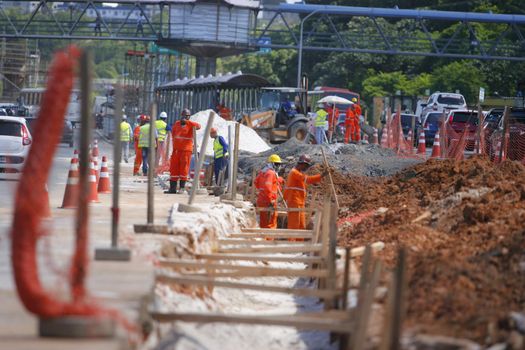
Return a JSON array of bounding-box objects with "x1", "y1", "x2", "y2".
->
[{"x1": 313, "y1": 156, "x2": 525, "y2": 344}]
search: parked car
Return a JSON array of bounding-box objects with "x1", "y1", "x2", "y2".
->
[
  {"x1": 0, "y1": 116, "x2": 32, "y2": 179},
  {"x1": 421, "y1": 111, "x2": 445, "y2": 145},
  {"x1": 25, "y1": 117, "x2": 74, "y2": 147},
  {"x1": 420, "y1": 92, "x2": 467, "y2": 119},
  {"x1": 447, "y1": 110, "x2": 479, "y2": 151},
  {"x1": 489, "y1": 108, "x2": 525, "y2": 161}
]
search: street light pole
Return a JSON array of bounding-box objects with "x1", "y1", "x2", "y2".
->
[{"x1": 296, "y1": 9, "x2": 322, "y2": 88}]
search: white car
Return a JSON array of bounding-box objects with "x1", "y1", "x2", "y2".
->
[
  {"x1": 0, "y1": 116, "x2": 32, "y2": 180},
  {"x1": 420, "y1": 92, "x2": 467, "y2": 118}
]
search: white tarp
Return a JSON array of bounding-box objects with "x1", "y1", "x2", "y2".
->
[{"x1": 190, "y1": 110, "x2": 270, "y2": 156}]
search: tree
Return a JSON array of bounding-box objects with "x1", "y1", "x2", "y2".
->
[{"x1": 430, "y1": 61, "x2": 485, "y2": 103}]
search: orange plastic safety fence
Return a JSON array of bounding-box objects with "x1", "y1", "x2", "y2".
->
[
  {"x1": 380, "y1": 110, "x2": 422, "y2": 158},
  {"x1": 156, "y1": 132, "x2": 172, "y2": 174},
  {"x1": 10, "y1": 46, "x2": 138, "y2": 337}
]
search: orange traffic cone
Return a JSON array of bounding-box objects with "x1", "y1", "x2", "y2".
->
[
  {"x1": 88, "y1": 160, "x2": 100, "y2": 203},
  {"x1": 493, "y1": 140, "x2": 502, "y2": 163},
  {"x1": 92, "y1": 139, "x2": 99, "y2": 157},
  {"x1": 417, "y1": 130, "x2": 426, "y2": 155},
  {"x1": 72, "y1": 149, "x2": 79, "y2": 163},
  {"x1": 363, "y1": 134, "x2": 369, "y2": 143},
  {"x1": 407, "y1": 130, "x2": 412, "y2": 144},
  {"x1": 430, "y1": 130, "x2": 441, "y2": 158},
  {"x1": 91, "y1": 139, "x2": 100, "y2": 183},
  {"x1": 60, "y1": 156, "x2": 80, "y2": 208},
  {"x1": 372, "y1": 129, "x2": 379, "y2": 145},
  {"x1": 98, "y1": 156, "x2": 111, "y2": 194}
]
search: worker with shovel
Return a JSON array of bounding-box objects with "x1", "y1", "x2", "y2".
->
[
  {"x1": 284, "y1": 154, "x2": 326, "y2": 230},
  {"x1": 255, "y1": 154, "x2": 284, "y2": 229},
  {"x1": 210, "y1": 127, "x2": 229, "y2": 186}
]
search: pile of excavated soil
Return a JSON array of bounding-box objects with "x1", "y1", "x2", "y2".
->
[
  {"x1": 238, "y1": 138, "x2": 422, "y2": 178},
  {"x1": 321, "y1": 156, "x2": 525, "y2": 345}
]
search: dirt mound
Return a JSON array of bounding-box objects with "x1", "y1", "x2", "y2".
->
[
  {"x1": 328, "y1": 156, "x2": 525, "y2": 344},
  {"x1": 238, "y1": 138, "x2": 422, "y2": 178}
]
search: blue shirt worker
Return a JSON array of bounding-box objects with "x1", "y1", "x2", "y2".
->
[{"x1": 210, "y1": 127, "x2": 229, "y2": 186}]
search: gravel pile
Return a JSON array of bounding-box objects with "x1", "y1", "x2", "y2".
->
[{"x1": 238, "y1": 137, "x2": 422, "y2": 177}]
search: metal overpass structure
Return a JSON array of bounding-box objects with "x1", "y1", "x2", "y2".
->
[{"x1": 0, "y1": 1, "x2": 524, "y2": 61}]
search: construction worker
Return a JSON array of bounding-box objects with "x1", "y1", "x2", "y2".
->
[
  {"x1": 120, "y1": 115, "x2": 132, "y2": 163},
  {"x1": 138, "y1": 116, "x2": 158, "y2": 176},
  {"x1": 326, "y1": 103, "x2": 339, "y2": 143},
  {"x1": 210, "y1": 127, "x2": 229, "y2": 186},
  {"x1": 352, "y1": 97, "x2": 362, "y2": 117},
  {"x1": 314, "y1": 103, "x2": 328, "y2": 145},
  {"x1": 165, "y1": 108, "x2": 201, "y2": 194},
  {"x1": 283, "y1": 155, "x2": 326, "y2": 230},
  {"x1": 133, "y1": 115, "x2": 146, "y2": 176},
  {"x1": 216, "y1": 102, "x2": 232, "y2": 121},
  {"x1": 345, "y1": 104, "x2": 360, "y2": 143},
  {"x1": 155, "y1": 111, "x2": 168, "y2": 166},
  {"x1": 255, "y1": 154, "x2": 284, "y2": 229}
]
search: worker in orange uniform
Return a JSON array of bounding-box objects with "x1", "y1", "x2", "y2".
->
[
  {"x1": 133, "y1": 115, "x2": 146, "y2": 176},
  {"x1": 254, "y1": 154, "x2": 284, "y2": 229},
  {"x1": 216, "y1": 102, "x2": 232, "y2": 121},
  {"x1": 326, "y1": 103, "x2": 339, "y2": 143},
  {"x1": 165, "y1": 109, "x2": 201, "y2": 194},
  {"x1": 345, "y1": 104, "x2": 360, "y2": 143},
  {"x1": 283, "y1": 155, "x2": 326, "y2": 230}
]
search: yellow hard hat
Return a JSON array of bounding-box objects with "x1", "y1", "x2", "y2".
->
[
  {"x1": 351, "y1": 97, "x2": 358, "y2": 103},
  {"x1": 267, "y1": 154, "x2": 282, "y2": 164}
]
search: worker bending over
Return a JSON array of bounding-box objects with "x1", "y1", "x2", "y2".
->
[
  {"x1": 210, "y1": 127, "x2": 229, "y2": 186},
  {"x1": 284, "y1": 155, "x2": 326, "y2": 229},
  {"x1": 133, "y1": 115, "x2": 146, "y2": 176},
  {"x1": 165, "y1": 109, "x2": 201, "y2": 194},
  {"x1": 255, "y1": 154, "x2": 284, "y2": 229},
  {"x1": 120, "y1": 115, "x2": 132, "y2": 163}
]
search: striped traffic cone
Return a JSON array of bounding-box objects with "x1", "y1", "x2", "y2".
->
[
  {"x1": 430, "y1": 130, "x2": 441, "y2": 158},
  {"x1": 88, "y1": 160, "x2": 100, "y2": 203},
  {"x1": 91, "y1": 139, "x2": 100, "y2": 183},
  {"x1": 72, "y1": 149, "x2": 79, "y2": 163},
  {"x1": 417, "y1": 130, "x2": 426, "y2": 155},
  {"x1": 97, "y1": 156, "x2": 111, "y2": 194},
  {"x1": 372, "y1": 129, "x2": 379, "y2": 145},
  {"x1": 60, "y1": 156, "x2": 80, "y2": 208},
  {"x1": 407, "y1": 130, "x2": 413, "y2": 144},
  {"x1": 493, "y1": 140, "x2": 502, "y2": 163},
  {"x1": 363, "y1": 134, "x2": 369, "y2": 143}
]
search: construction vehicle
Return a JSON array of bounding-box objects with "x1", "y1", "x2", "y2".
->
[{"x1": 242, "y1": 87, "x2": 310, "y2": 143}]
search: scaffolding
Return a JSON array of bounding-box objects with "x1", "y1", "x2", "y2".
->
[
  {"x1": 123, "y1": 43, "x2": 194, "y2": 118},
  {"x1": 0, "y1": 39, "x2": 41, "y2": 102}
]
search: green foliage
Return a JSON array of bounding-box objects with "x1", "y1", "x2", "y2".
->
[{"x1": 430, "y1": 61, "x2": 485, "y2": 103}]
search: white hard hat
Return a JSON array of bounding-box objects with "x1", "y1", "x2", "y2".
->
[
  {"x1": 122, "y1": 114, "x2": 127, "y2": 119},
  {"x1": 159, "y1": 111, "x2": 168, "y2": 119}
]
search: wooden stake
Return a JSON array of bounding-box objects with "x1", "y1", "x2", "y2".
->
[
  {"x1": 249, "y1": 168, "x2": 256, "y2": 203},
  {"x1": 320, "y1": 147, "x2": 340, "y2": 209},
  {"x1": 227, "y1": 232, "x2": 313, "y2": 239},
  {"x1": 217, "y1": 244, "x2": 321, "y2": 254},
  {"x1": 195, "y1": 253, "x2": 324, "y2": 264}
]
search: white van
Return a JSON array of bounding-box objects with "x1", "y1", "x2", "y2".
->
[{"x1": 420, "y1": 92, "x2": 467, "y2": 118}]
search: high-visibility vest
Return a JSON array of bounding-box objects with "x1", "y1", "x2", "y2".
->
[
  {"x1": 213, "y1": 137, "x2": 227, "y2": 159},
  {"x1": 120, "y1": 121, "x2": 131, "y2": 142},
  {"x1": 138, "y1": 124, "x2": 151, "y2": 148},
  {"x1": 155, "y1": 120, "x2": 167, "y2": 142},
  {"x1": 315, "y1": 109, "x2": 328, "y2": 127}
]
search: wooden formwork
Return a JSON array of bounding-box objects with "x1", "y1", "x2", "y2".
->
[{"x1": 151, "y1": 198, "x2": 399, "y2": 347}]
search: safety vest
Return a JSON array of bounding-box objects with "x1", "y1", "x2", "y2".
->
[
  {"x1": 213, "y1": 137, "x2": 227, "y2": 159},
  {"x1": 120, "y1": 121, "x2": 131, "y2": 142},
  {"x1": 315, "y1": 109, "x2": 328, "y2": 127},
  {"x1": 155, "y1": 120, "x2": 167, "y2": 142},
  {"x1": 138, "y1": 124, "x2": 151, "y2": 148}
]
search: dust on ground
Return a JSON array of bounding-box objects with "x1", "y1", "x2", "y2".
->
[
  {"x1": 238, "y1": 137, "x2": 422, "y2": 177},
  {"x1": 317, "y1": 156, "x2": 525, "y2": 345}
]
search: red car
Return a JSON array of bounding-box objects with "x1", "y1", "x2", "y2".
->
[{"x1": 446, "y1": 110, "x2": 479, "y2": 151}]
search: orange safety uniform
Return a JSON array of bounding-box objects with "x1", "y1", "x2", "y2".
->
[
  {"x1": 133, "y1": 125, "x2": 142, "y2": 175},
  {"x1": 345, "y1": 107, "x2": 360, "y2": 143},
  {"x1": 254, "y1": 165, "x2": 284, "y2": 229},
  {"x1": 283, "y1": 168, "x2": 321, "y2": 229},
  {"x1": 169, "y1": 120, "x2": 201, "y2": 181},
  {"x1": 326, "y1": 106, "x2": 340, "y2": 132},
  {"x1": 219, "y1": 106, "x2": 232, "y2": 121}
]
